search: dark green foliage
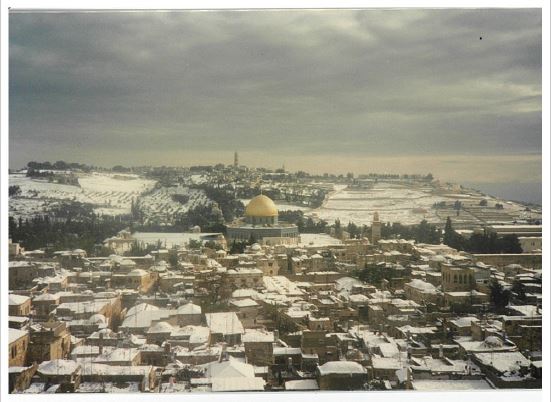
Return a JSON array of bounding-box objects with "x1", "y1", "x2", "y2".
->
[
  {"x1": 9, "y1": 185, "x2": 21, "y2": 197},
  {"x1": 112, "y1": 165, "x2": 131, "y2": 173},
  {"x1": 278, "y1": 210, "x2": 304, "y2": 224},
  {"x1": 432, "y1": 201, "x2": 447, "y2": 209},
  {"x1": 464, "y1": 231, "x2": 521, "y2": 253},
  {"x1": 276, "y1": 210, "x2": 329, "y2": 234},
  {"x1": 129, "y1": 241, "x2": 159, "y2": 256},
  {"x1": 178, "y1": 205, "x2": 225, "y2": 232},
  {"x1": 347, "y1": 221, "x2": 366, "y2": 239},
  {"x1": 443, "y1": 217, "x2": 463, "y2": 250},
  {"x1": 27, "y1": 160, "x2": 93, "y2": 172},
  {"x1": 168, "y1": 250, "x2": 179, "y2": 268},
  {"x1": 442, "y1": 218, "x2": 522, "y2": 253},
  {"x1": 171, "y1": 194, "x2": 190, "y2": 204},
  {"x1": 479, "y1": 199, "x2": 488, "y2": 206},
  {"x1": 414, "y1": 219, "x2": 441, "y2": 244},
  {"x1": 229, "y1": 240, "x2": 247, "y2": 254},
  {"x1": 354, "y1": 263, "x2": 401, "y2": 287},
  {"x1": 248, "y1": 233, "x2": 257, "y2": 245},
  {"x1": 192, "y1": 185, "x2": 245, "y2": 222},
  {"x1": 26, "y1": 168, "x2": 80, "y2": 186},
  {"x1": 511, "y1": 279, "x2": 527, "y2": 302},
  {"x1": 489, "y1": 278, "x2": 511, "y2": 310},
  {"x1": 204, "y1": 240, "x2": 223, "y2": 251},
  {"x1": 381, "y1": 220, "x2": 441, "y2": 244},
  {"x1": 188, "y1": 239, "x2": 202, "y2": 250},
  {"x1": 8, "y1": 204, "x2": 128, "y2": 255},
  {"x1": 497, "y1": 234, "x2": 523, "y2": 253}
]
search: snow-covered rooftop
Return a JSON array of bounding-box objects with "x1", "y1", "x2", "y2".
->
[
  {"x1": 9, "y1": 328, "x2": 28, "y2": 344},
  {"x1": 205, "y1": 312, "x2": 244, "y2": 335},
  {"x1": 242, "y1": 329, "x2": 275, "y2": 343},
  {"x1": 8, "y1": 294, "x2": 30, "y2": 305},
  {"x1": 318, "y1": 361, "x2": 367, "y2": 375},
  {"x1": 177, "y1": 302, "x2": 202, "y2": 315},
  {"x1": 285, "y1": 379, "x2": 320, "y2": 391},
  {"x1": 412, "y1": 379, "x2": 492, "y2": 391},
  {"x1": 38, "y1": 359, "x2": 80, "y2": 376}
]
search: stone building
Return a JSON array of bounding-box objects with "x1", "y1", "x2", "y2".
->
[
  {"x1": 8, "y1": 294, "x2": 31, "y2": 316},
  {"x1": 27, "y1": 321, "x2": 72, "y2": 365},
  {"x1": 226, "y1": 195, "x2": 299, "y2": 245},
  {"x1": 441, "y1": 264, "x2": 476, "y2": 292},
  {"x1": 243, "y1": 329, "x2": 275, "y2": 366},
  {"x1": 9, "y1": 328, "x2": 29, "y2": 367},
  {"x1": 317, "y1": 361, "x2": 367, "y2": 390},
  {"x1": 36, "y1": 359, "x2": 81, "y2": 392}
]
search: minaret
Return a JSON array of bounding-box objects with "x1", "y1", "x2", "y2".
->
[
  {"x1": 234, "y1": 151, "x2": 239, "y2": 168},
  {"x1": 371, "y1": 211, "x2": 381, "y2": 244}
]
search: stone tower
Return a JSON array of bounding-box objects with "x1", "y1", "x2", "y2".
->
[
  {"x1": 371, "y1": 212, "x2": 381, "y2": 244},
  {"x1": 234, "y1": 151, "x2": 239, "y2": 168}
]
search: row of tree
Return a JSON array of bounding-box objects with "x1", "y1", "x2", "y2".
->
[
  {"x1": 27, "y1": 160, "x2": 94, "y2": 172},
  {"x1": 443, "y1": 217, "x2": 522, "y2": 253},
  {"x1": 278, "y1": 210, "x2": 330, "y2": 233},
  {"x1": 9, "y1": 203, "x2": 129, "y2": 255},
  {"x1": 353, "y1": 263, "x2": 403, "y2": 287}
]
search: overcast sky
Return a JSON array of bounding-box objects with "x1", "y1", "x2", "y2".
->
[{"x1": 9, "y1": 9, "x2": 541, "y2": 190}]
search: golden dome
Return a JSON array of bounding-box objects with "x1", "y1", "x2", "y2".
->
[{"x1": 245, "y1": 195, "x2": 278, "y2": 217}]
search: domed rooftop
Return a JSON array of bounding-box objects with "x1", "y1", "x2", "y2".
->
[
  {"x1": 88, "y1": 314, "x2": 107, "y2": 325},
  {"x1": 484, "y1": 336, "x2": 503, "y2": 348},
  {"x1": 177, "y1": 302, "x2": 202, "y2": 315},
  {"x1": 148, "y1": 321, "x2": 174, "y2": 334},
  {"x1": 245, "y1": 195, "x2": 278, "y2": 217}
]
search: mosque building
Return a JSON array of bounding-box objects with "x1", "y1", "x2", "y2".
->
[{"x1": 226, "y1": 194, "x2": 299, "y2": 245}]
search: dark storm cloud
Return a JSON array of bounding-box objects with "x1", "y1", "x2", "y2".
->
[{"x1": 9, "y1": 9, "x2": 542, "y2": 168}]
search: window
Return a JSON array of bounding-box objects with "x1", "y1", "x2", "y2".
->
[
  {"x1": 11, "y1": 346, "x2": 16, "y2": 359},
  {"x1": 453, "y1": 274, "x2": 457, "y2": 283}
]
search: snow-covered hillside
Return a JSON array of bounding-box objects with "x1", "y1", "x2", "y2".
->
[{"x1": 9, "y1": 172, "x2": 156, "y2": 218}]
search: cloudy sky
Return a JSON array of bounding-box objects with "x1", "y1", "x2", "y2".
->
[{"x1": 9, "y1": 9, "x2": 542, "y2": 199}]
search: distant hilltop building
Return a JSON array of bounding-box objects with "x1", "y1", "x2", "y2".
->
[{"x1": 226, "y1": 194, "x2": 299, "y2": 245}]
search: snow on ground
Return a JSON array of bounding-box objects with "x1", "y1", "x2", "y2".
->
[
  {"x1": 138, "y1": 186, "x2": 211, "y2": 225},
  {"x1": 239, "y1": 199, "x2": 312, "y2": 212},
  {"x1": 9, "y1": 172, "x2": 156, "y2": 218},
  {"x1": 412, "y1": 379, "x2": 493, "y2": 391},
  {"x1": 190, "y1": 174, "x2": 208, "y2": 184},
  {"x1": 304, "y1": 182, "x2": 532, "y2": 227},
  {"x1": 132, "y1": 232, "x2": 221, "y2": 248},
  {"x1": 308, "y1": 182, "x2": 446, "y2": 226},
  {"x1": 300, "y1": 233, "x2": 343, "y2": 246}
]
